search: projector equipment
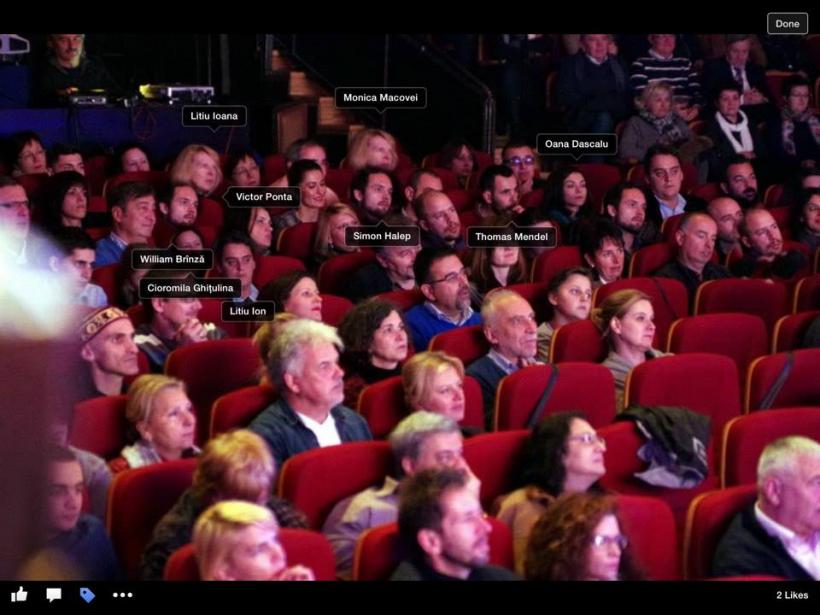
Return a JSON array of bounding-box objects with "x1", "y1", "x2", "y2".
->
[
  {"x1": 0, "y1": 34, "x2": 30, "y2": 63},
  {"x1": 68, "y1": 93, "x2": 109, "y2": 106},
  {"x1": 139, "y1": 84, "x2": 214, "y2": 105}
]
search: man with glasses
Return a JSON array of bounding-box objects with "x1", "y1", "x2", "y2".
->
[
  {"x1": 0, "y1": 176, "x2": 32, "y2": 265},
  {"x1": 501, "y1": 142, "x2": 543, "y2": 198},
  {"x1": 466, "y1": 289, "x2": 542, "y2": 429},
  {"x1": 415, "y1": 190, "x2": 465, "y2": 250},
  {"x1": 405, "y1": 247, "x2": 481, "y2": 352},
  {"x1": 391, "y1": 467, "x2": 518, "y2": 580},
  {"x1": 731, "y1": 208, "x2": 808, "y2": 281},
  {"x1": 323, "y1": 411, "x2": 479, "y2": 579},
  {"x1": 37, "y1": 34, "x2": 122, "y2": 106}
]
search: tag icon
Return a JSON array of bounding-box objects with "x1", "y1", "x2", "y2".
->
[{"x1": 80, "y1": 588, "x2": 95, "y2": 604}]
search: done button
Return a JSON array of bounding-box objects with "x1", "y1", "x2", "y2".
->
[{"x1": 767, "y1": 12, "x2": 808, "y2": 35}]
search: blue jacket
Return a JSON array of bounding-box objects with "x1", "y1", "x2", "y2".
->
[
  {"x1": 248, "y1": 398, "x2": 372, "y2": 468},
  {"x1": 405, "y1": 303, "x2": 482, "y2": 352},
  {"x1": 465, "y1": 355, "x2": 508, "y2": 430},
  {"x1": 94, "y1": 234, "x2": 125, "y2": 268}
]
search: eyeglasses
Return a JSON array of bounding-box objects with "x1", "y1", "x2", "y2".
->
[
  {"x1": 428, "y1": 266, "x2": 470, "y2": 285},
  {"x1": 0, "y1": 200, "x2": 30, "y2": 210},
  {"x1": 591, "y1": 534, "x2": 628, "y2": 549},
  {"x1": 504, "y1": 156, "x2": 535, "y2": 167},
  {"x1": 434, "y1": 449, "x2": 464, "y2": 467},
  {"x1": 568, "y1": 432, "x2": 606, "y2": 447}
]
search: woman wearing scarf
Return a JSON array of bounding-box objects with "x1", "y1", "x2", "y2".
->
[
  {"x1": 764, "y1": 74, "x2": 820, "y2": 179},
  {"x1": 706, "y1": 81, "x2": 767, "y2": 181}
]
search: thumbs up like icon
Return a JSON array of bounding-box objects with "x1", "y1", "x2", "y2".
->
[{"x1": 11, "y1": 586, "x2": 27, "y2": 602}]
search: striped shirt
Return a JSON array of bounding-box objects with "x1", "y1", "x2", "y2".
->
[{"x1": 630, "y1": 51, "x2": 701, "y2": 107}]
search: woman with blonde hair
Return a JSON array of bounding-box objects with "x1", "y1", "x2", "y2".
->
[
  {"x1": 402, "y1": 351, "x2": 471, "y2": 429},
  {"x1": 139, "y1": 429, "x2": 308, "y2": 580},
  {"x1": 591, "y1": 289, "x2": 668, "y2": 411},
  {"x1": 347, "y1": 128, "x2": 399, "y2": 172},
  {"x1": 169, "y1": 144, "x2": 223, "y2": 197},
  {"x1": 109, "y1": 374, "x2": 199, "y2": 473},
  {"x1": 312, "y1": 203, "x2": 361, "y2": 266}
]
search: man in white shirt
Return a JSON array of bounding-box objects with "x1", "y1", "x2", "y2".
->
[{"x1": 713, "y1": 436, "x2": 820, "y2": 580}]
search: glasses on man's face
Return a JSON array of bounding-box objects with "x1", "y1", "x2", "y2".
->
[
  {"x1": 504, "y1": 156, "x2": 535, "y2": 167},
  {"x1": 0, "y1": 200, "x2": 30, "y2": 211},
  {"x1": 433, "y1": 449, "x2": 464, "y2": 467},
  {"x1": 568, "y1": 432, "x2": 606, "y2": 447},
  {"x1": 429, "y1": 266, "x2": 470, "y2": 285},
  {"x1": 591, "y1": 534, "x2": 628, "y2": 549}
]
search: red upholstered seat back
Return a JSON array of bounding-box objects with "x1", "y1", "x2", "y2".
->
[
  {"x1": 617, "y1": 495, "x2": 680, "y2": 580},
  {"x1": 745, "y1": 349, "x2": 820, "y2": 412},
  {"x1": 772, "y1": 310, "x2": 820, "y2": 353},
  {"x1": 793, "y1": 274, "x2": 820, "y2": 312},
  {"x1": 376, "y1": 288, "x2": 425, "y2": 312},
  {"x1": 320, "y1": 294, "x2": 353, "y2": 327},
  {"x1": 252, "y1": 255, "x2": 306, "y2": 289},
  {"x1": 549, "y1": 319, "x2": 607, "y2": 363},
  {"x1": 428, "y1": 324, "x2": 488, "y2": 361},
  {"x1": 70, "y1": 395, "x2": 129, "y2": 460},
  {"x1": 694, "y1": 278, "x2": 789, "y2": 333},
  {"x1": 209, "y1": 384, "x2": 276, "y2": 438},
  {"x1": 276, "y1": 223, "x2": 318, "y2": 261},
  {"x1": 506, "y1": 282, "x2": 550, "y2": 324},
  {"x1": 463, "y1": 430, "x2": 529, "y2": 510},
  {"x1": 317, "y1": 250, "x2": 378, "y2": 295},
  {"x1": 629, "y1": 242, "x2": 675, "y2": 277},
  {"x1": 531, "y1": 246, "x2": 582, "y2": 285}
]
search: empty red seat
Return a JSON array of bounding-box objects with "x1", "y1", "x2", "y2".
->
[
  {"x1": 275, "y1": 222, "x2": 318, "y2": 261},
  {"x1": 694, "y1": 278, "x2": 790, "y2": 333},
  {"x1": 166, "y1": 338, "x2": 262, "y2": 443},
  {"x1": 317, "y1": 251, "x2": 377, "y2": 295},
  {"x1": 793, "y1": 274, "x2": 820, "y2": 312},
  {"x1": 209, "y1": 384, "x2": 276, "y2": 438},
  {"x1": 549, "y1": 319, "x2": 607, "y2": 363},
  {"x1": 18, "y1": 172, "x2": 53, "y2": 201},
  {"x1": 720, "y1": 407, "x2": 820, "y2": 487},
  {"x1": 617, "y1": 494, "x2": 680, "y2": 580},
  {"x1": 90, "y1": 264, "x2": 121, "y2": 307},
  {"x1": 69, "y1": 395, "x2": 129, "y2": 460},
  {"x1": 660, "y1": 213, "x2": 685, "y2": 243},
  {"x1": 494, "y1": 363, "x2": 616, "y2": 431},
  {"x1": 197, "y1": 198, "x2": 224, "y2": 228},
  {"x1": 164, "y1": 528, "x2": 337, "y2": 580},
  {"x1": 745, "y1": 349, "x2": 820, "y2": 412},
  {"x1": 772, "y1": 310, "x2": 820, "y2": 352},
  {"x1": 531, "y1": 246, "x2": 582, "y2": 285},
  {"x1": 261, "y1": 153, "x2": 287, "y2": 185},
  {"x1": 325, "y1": 168, "x2": 354, "y2": 202},
  {"x1": 276, "y1": 441, "x2": 392, "y2": 529},
  {"x1": 358, "y1": 375, "x2": 484, "y2": 439},
  {"x1": 629, "y1": 242, "x2": 675, "y2": 277},
  {"x1": 107, "y1": 458, "x2": 198, "y2": 579},
  {"x1": 689, "y1": 182, "x2": 723, "y2": 202},
  {"x1": 666, "y1": 313, "x2": 769, "y2": 383},
  {"x1": 88, "y1": 195, "x2": 108, "y2": 214},
  {"x1": 252, "y1": 255, "x2": 306, "y2": 289},
  {"x1": 444, "y1": 188, "x2": 474, "y2": 213},
  {"x1": 83, "y1": 154, "x2": 110, "y2": 196},
  {"x1": 375, "y1": 288, "x2": 425, "y2": 312},
  {"x1": 463, "y1": 430, "x2": 529, "y2": 510},
  {"x1": 428, "y1": 324, "x2": 488, "y2": 362},
  {"x1": 320, "y1": 294, "x2": 353, "y2": 327},
  {"x1": 594, "y1": 277, "x2": 689, "y2": 349},
  {"x1": 682, "y1": 484, "x2": 757, "y2": 579}
]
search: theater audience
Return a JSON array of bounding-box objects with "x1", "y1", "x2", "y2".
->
[
  {"x1": 261, "y1": 270, "x2": 322, "y2": 322},
  {"x1": 439, "y1": 138, "x2": 477, "y2": 188},
  {"x1": 42, "y1": 171, "x2": 89, "y2": 234},
  {"x1": 49, "y1": 144, "x2": 85, "y2": 175},
  {"x1": 114, "y1": 143, "x2": 151, "y2": 174},
  {"x1": 580, "y1": 218, "x2": 626, "y2": 287},
  {"x1": 536, "y1": 267, "x2": 593, "y2": 361},
  {"x1": 170, "y1": 145, "x2": 222, "y2": 198}
]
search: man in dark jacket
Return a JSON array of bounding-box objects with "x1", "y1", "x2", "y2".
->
[{"x1": 37, "y1": 34, "x2": 122, "y2": 106}]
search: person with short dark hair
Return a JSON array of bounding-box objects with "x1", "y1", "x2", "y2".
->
[
  {"x1": 225, "y1": 150, "x2": 262, "y2": 188},
  {"x1": 114, "y1": 143, "x2": 151, "y2": 174},
  {"x1": 579, "y1": 218, "x2": 625, "y2": 287},
  {"x1": 475, "y1": 165, "x2": 523, "y2": 220},
  {"x1": 260, "y1": 270, "x2": 322, "y2": 322},
  {"x1": 214, "y1": 231, "x2": 258, "y2": 302},
  {"x1": 604, "y1": 181, "x2": 660, "y2": 258},
  {"x1": 415, "y1": 190, "x2": 464, "y2": 250},
  {"x1": 391, "y1": 467, "x2": 518, "y2": 581},
  {"x1": 643, "y1": 144, "x2": 707, "y2": 224},
  {"x1": 48, "y1": 144, "x2": 85, "y2": 175},
  {"x1": 719, "y1": 155, "x2": 762, "y2": 210},
  {"x1": 792, "y1": 189, "x2": 820, "y2": 253},
  {"x1": 351, "y1": 166, "x2": 400, "y2": 225},
  {"x1": 732, "y1": 208, "x2": 808, "y2": 281},
  {"x1": 5, "y1": 131, "x2": 49, "y2": 176},
  {"x1": 539, "y1": 166, "x2": 594, "y2": 245},
  {"x1": 405, "y1": 248, "x2": 481, "y2": 351},
  {"x1": 537, "y1": 267, "x2": 593, "y2": 361},
  {"x1": 501, "y1": 142, "x2": 544, "y2": 198},
  {"x1": 439, "y1": 139, "x2": 477, "y2": 189},
  {"x1": 95, "y1": 181, "x2": 156, "y2": 267},
  {"x1": 41, "y1": 171, "x2": 89, "y2": 234},
  {"x1": 705, "y1": 82, "x2": 767, "y2": 181},
  {"x1": 706, "y1": 196, "x2": 744, "y2": 263},
  {"x1": 46, "y1": 226, "x2": 106, "y2": 307}
]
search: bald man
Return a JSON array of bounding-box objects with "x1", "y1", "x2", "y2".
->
[
  {"x1": 707, "y1": 197, "x2": 743, "y2": 262},
  {"x1": 731, "y1": 209, "x2": 808, "y2": 280}
]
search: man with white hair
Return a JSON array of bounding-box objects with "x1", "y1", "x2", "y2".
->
[
  {"x1": 322, "y1": 411, "x2": 480, "y2": 579},
  {"x1": 465, "y1": 289, "x2": 541, "y2": 429},
  {"x1": 712, "y1": 436, "x2": 820, "y2": 579},
  {"x1": 248, "y1": 319, "x2": 372, "y2": 467}
]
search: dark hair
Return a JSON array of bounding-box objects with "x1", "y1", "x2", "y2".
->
[
  {"x1": 721, "y1": 154, "x2": 754, "y2": 186},
  {"x1": 214, "y1": 230, "x2": 255, "y2": 264},
  {"x1": 351, "y1": 166, "x2": 400, "y2": 205},
  {"x1": 171, "y1": 226, "x2": 205, "y2": 249},
  {"x1": 603, "y1": 181, "x2": 647, "y2": 215},
  {"x1": 781, "y1": 74, "x2": 811, "y2": 99},
  {"x1": 516, "y1": 412, "x2": 585, "y2": 495},
  {"x1": 714, "y1": 80, "x2": 743, "y2": 102},
  {"x1": 157, "y1": 182, "x2": 197, "y2": 209},
  {"x1": 546, "y1": 266, "x2": 594, "y2": 296},
  {"x1": 50, "y1": 226, "x2": 95, "y2": 256},
  {"x1": 225, "y1": 149, "x2": 260, "y2": 179},
  {"x1": 478, "y1": 164, "x2": 515, "y2": 194},
  {"x1": 643, "y1": 144, "x2": 681, "y2": 175},
  {"x1": 793, "y1": 188, "x2": 820, "y2": 236},
  {"x1": 413, "y1": 246, "x2": 459, "y2": 286},
  {"x1": 397, "y1": 467, "x2": 469, "y2": 561},
  {"x1": 41, "y1": 171, "x2": 89, "y2": 233},
  {"x1": 260, "y1": 270, "x2": 314, "y2": 313},
  {"x1": 5, "y1": 131, "x2": 45, "y2": 170},
  {"x1": 579, "y1": 218, "x2": 625, "y2": 262},
  {"x1": 406, "y1": 168, "x2": 441, "y2": 193},
  {"x1": 222, "y1": 206, "x2": 268, "y2": 254},
  {"x1": 540, "y1": 166, "x2": 594, "y2": 219},
  {"x1": 439, "y1": 138, "x2": 476, "y2": 172},
  {"x1": 140, "y1": 268, "x2": 197, "y2": 320},
  {"x1": 501, "y1": 140, "x2": 534, "y2": 158},
  {"x1": 112, "y1": 142, "x2": 151, "y2": 174},
  {"x1": 468, "y1": 215, "x2": 528, "y2": 294},
  {"x1": 47, "y1": 143, "x2": 83, "y2": 168},
  {"x1": 725, "y1": 34, "x2": 752, "y2": 46},
  {"x1": 285, "y1": 138, "x2": 325, "y2": 165},
  {"x1": 287, "y1": 159, "x2": 322, "y2": 188},
  {"x1": 107, "y1": 181, "x2": 154, "y2": 213},
  {"x1": 47, "y1": 445, "x2": 79, "y2": 465},
  {"x1": 338, "y1": 298, "x2": 406, "y2": 372}
]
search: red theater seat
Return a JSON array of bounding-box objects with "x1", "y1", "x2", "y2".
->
[
  {"x1": 70, "y1": 395, "x2": 129, "y2": 460},
  {"x1": 166, "y1": 338, "x2": 262, "y2": 443},
  {"x1": 261, "y1": 153, "x2": 287, "y2": 185},
  {"x1": 209, "y1": 384, "x2": 276, "y2": 438},
  {"x1": 197, "y1": 198, "x2": 224, "y2": 228},
  {"x1": 531, "y1": 246, "x2": 582, "y2": 285},
  {"x1": 694, "y1": 278, "x2": 790, "y2": 333},
  {"x1": 617, "y1": 495, "x2": 680, "y2": 580},
  {"x1": 772, "y1": 310, "x2": 820, "y2": 352},
  {"x1": 428, "y1": 324, "x2": 488, "y2": 363},
  {"x1": 572, "y1": 163, "x2": 622, "y2": 207},
  {"x1": 682, "y1": 485, "x2": 757, "y2": 579},
  {"x1": 317, "y1": 251, "x2": 377, "y2": 295},
  {"x1": 375, "y1": 288, "x2": 425, "y2": 312},
  {"x1": 793, "y1": 274, "x2": 820, "y2": 313},
  {"x1": 745, "y1": 349, "x2": 820, "y2": 412},
  {"x1": 506, "y1": 282, "x2": 550, "y2": 323},
  {"x1": 661, "y1": 213, "x2": 685, "y2": 243},
  {"x1": 494, "y1": 363, "x2": 616, "y2": 431},
  {"x1": 549, "y1": 319, "x2": 607, "y2": 363},
  {"x1": 320, "y1": 294, "x2": 353, "y2": 327},
  {"x1": 463, "y1": 430, "x2": 529, "y2": 510},
  {"x1": 252, "y1": 255, "x2": 306, "y2": 289},
  {"x1": 629, "y1": 242, "x2": 675, "y2": 277},
  {"x1": 445, "y1": 188, "x2": 474, "y2": 213},
  {"x1": 325, "y1": 168, "x2": 354, "y2": 202},
  {"x1": 103, "y1": 171, "x2": 170, "y2": 198},
  {"x1": 276, "y1": 222, "x2": 318, "y2": 261},
  {"x1": 90, "y1": 264, "x2": 121, "y2": 307},
  {"x1": 107, "y1": 458, "x2": 198, "y2": 579},
  {"x1": 276, "y1": 441, "x2": 392, "y2": 529}
]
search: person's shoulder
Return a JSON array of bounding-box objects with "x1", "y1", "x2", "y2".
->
[
  {"x1": 471, "y1": 565, "x2": 521, "y2": 581},
  {"x1": 390, "y1": 559, "x2": 425, "y2": 581},
  {"x1": 465, "y1": 354, "x2": 493, "y2": 372}
]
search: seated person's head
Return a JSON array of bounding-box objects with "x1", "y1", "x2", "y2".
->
[
  {"x1": 404, "y1": 169, "x2": 443, "y2": 211},
  {"x1": 224, "y1": 206, "x2": 272, "y2": 256},
  {"x1": 546, "y1": 267, "x2": 593, "y2": 328},
  {"x1": 125, "y1": 374, "x2": 196, "y2": 461},
  {"x1": 172, "y1": 227, "x2": 205, "y2": 251},
  {"x1": 543, "y1": 166, "x2": 590, "y2": 218},
  {"x1": 517, "y1": 412, "x2": 606, "y2": 497},
  {"x1": 78, "y1": 306, "x2": 139, "y2": 381},
  {"x1": 43, "y1": 171, "x2": 88, "y2": 231},
  {"x1": 647, "y1": 33, "x2": 676, "y2": 57},
  {"x1": 347, "y1": 129, "x2": 399, "y2": 172},
  {"x1": 46, "y1": 227, "x2": 97, "y2": 296},
  {"x1": 192, "y1": 430, "x2": 275, "y2": 504},
  {"x1": 402, "y1": 351, "x2": 466, "y2": 423},
  {"x1": 468, "y1": 216, "x2": 527, "y2": 292},
  {"x1": 389, "y1": 411, "x2": 468, "y2": 479},
  {"x1": 707, "y1": 197, "x2": 743, "y2": 245},
  {"x1": 338, "y1": 298, "x2": 409, "y2": 371},
  {"x1": 115, "y1": 143, "x2": 151, "y2": 174},
  {"x1": 170, "y1": 145, "x2": 222, "y2": 197},
  {"x1": 501, "y1": 141, "x2": 539, "y2": 191},
  {"x1": 351, "y1": 167, "x2": 398, "y2": 222},
  {"x1": 479, "y1": 165, "x2": 519, "y2": 215},
  {"x1": 107, "y1": 181, "x2": 157, "y2": 244},
  {"x1": 721, "y1": 155, "x2": 758, "y2": 206},
  {"x1": 739, "y1": 208, "x2": 783, "y2": 259},
  {"x1": 644, "y1": 144, "x2": 683, "y2": 202},
  {"x1": 48, "y1": 144, "x2": 85, "y2": 176},
  {"x1": 756, "y1": 436, "x2": 820, "y2": 539},
  {"x1": 781, "y1": 75, "x2": 812, "y2": 117},
  {"x1": 287, "y1": 160, "x2": 327, "y2": 211},
  {"x1": 214, "y1": 231, "x2": 256, "y2": 294},
  {"x1": 314, "y1": 203, "x2": 360, "y2": 258},
  {"x1": 439, "y1": 139, "x2": 477, "y2": 182},
  {"x1": 140, "y1": 268, "x2": 206, "y2": 339},
  {"x1": 639, "y1": 82, "x2": 674, "y2": 120},
  {"x1": 673, "y1": 212, "x2": 718, "y2": 271},
  {"x1": 48, "y1": 34, "x2": 85, "y2": 69},
  {"x1": 414, "y1": 247, "x2": 470, "y2": 314},
  {"x1": 724, "y1": 34, "x2": 752, "y2": 68},
  {"x1": 6, "y1": 131, "x2": 47, "y2": 176},
  {"x1": 265, "y1": 319, "x2": 344, "y2": 410},
  {"x1": 579, "y1": 218, "x2": 625, "y2": 284},
  {"x1": 252, "y1": 312, "x2": 299, "y2": 368},
  {"x1": 480, "y1": 289, "x2": 537, "y2": 362},
  {"x1": 605, "y1": 182, "x2": 648, "y2": 236},
  {"x1": 397, "y1": 467, "x2": 490, "y2": 578},
  {"x1": 795, "y1": 188, "x2": 820, "y2": 237},
  {"x1": 157, "y1": 183, "x2": 199, "y2": 229},
  {"x1": 414, "y1": 190, "x2": 461, "y2": 242},
  {"x1": 226, "y1": 150, "x2": 261, "y2": 188},
  {"x1": 45, "y1": 446, "x2": 84, "y2": 536},
  {"x1": 262, "y1": 271, "x2": 322, "y2": 321},
  {"x1": 714, "y1": 82, "x2": 743, "y2": 122},
  {"x1": 580, "y1": 34, "x2": 613, "y2": 62},
  {"x1": 373, "y1": 213, "x2": 420, "y2": 285},
  {"x1": 285, "y1": 138, "x2": 329, "y2": 176},
  {"x1": 591, "y1": 289, "x2": 656, "y2": 353},
  {"x1": 117, "y1": 242, "x2": 151, "y2": 303},
  {"x1": 525, "y1": 492, "x2": 641, "y2": 580}
]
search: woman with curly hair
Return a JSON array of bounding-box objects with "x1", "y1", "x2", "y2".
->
[
  {"x1": 525, "y1": 492, "x2": 644, "y2": 581},
  {"x1": 494, "y1": 412, "x2": 606, "y2": 574},
  {"x1": 337, "y1": 298, "x2": 410, "y2": 408},
  {"x1": 41, "y1": 171, "x2": 90, "y2": 234}
]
